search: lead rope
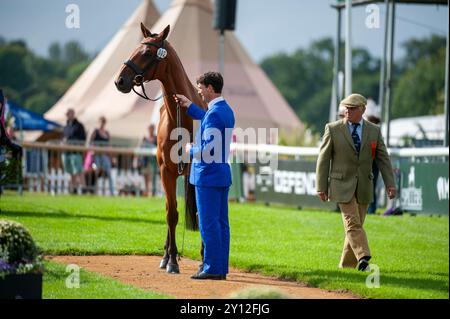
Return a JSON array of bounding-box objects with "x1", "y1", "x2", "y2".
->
[
  {"x1": 177, "y1": 101, "x2": 186, "y2": 261},
  {"x1": 179, "y1": 207, "x2": 187, "y2": 262},
  {"x1": 176, "y1": 102, "x2": 185, "y2": 175},
  {"x1": 132, "y1": 82, "x2": 165, "y2": 101}
]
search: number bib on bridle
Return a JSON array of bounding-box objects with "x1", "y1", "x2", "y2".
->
[{"x1": 123, "y1": 39, "x2": 168, "y2": 101}]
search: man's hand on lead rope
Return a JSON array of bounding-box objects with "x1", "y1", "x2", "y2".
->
[{"x1": 173, "y1": 94, "x2": 192, "y2": 108}]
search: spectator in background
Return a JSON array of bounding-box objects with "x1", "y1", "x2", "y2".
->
[
  {"x1": 139, "y1": 124, "x2": 158, "y2": 197},
  {"x1": 88, "y1": 116, "x2": 114, "y2": 196},
  {"x1": 62, "y1": 108, "x2": 86, "y2": 194},
  {"x1": 364, "y1": 97, "x2": 381, "y2": 214},
  {"x1": 0, "y1": 89, "x2": 23, "y2": 196},
  {"x1": 364, "y1": 97, "x2": 381, "y2": 125},
  {"x1": 5, "y1": 126, "x2": 16, "y2": 142},
  {"x1": 0, "y1": 90, "x2": 22, "y2": 159}
]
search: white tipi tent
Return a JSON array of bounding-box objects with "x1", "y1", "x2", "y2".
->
[
  {"x1": 45, "y1": 0, "x2": 160, "y2": 141},
  {"x1": 46, "y1": 0, "x2": 303, "y2": 143},
  {"x1": 148, "y1": 0, "x2": 303, "y2": 140}
]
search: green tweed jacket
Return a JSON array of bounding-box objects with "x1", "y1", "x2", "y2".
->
[{"x1": 316, "y1": 119, "x2": 395, "y2": 204}]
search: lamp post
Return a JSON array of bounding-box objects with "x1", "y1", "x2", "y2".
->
[{"x1": 213, "y1": 0, "x2": 237, "y2": 75}]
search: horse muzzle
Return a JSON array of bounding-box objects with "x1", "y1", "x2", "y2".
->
[{"x1": 115, "y1": 76, "x2": 132, "y2": 93}]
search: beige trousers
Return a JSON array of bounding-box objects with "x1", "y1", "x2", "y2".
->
[{"x1": 338, "y1": 196, "x2": 370, "y2": 268}]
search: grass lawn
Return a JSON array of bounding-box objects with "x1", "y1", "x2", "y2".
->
[{"x1": 1, "y1": 192, "x2": 448, "y2": 299}]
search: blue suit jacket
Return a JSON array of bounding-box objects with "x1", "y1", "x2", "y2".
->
[{"x1": 187, "y1": 99, "x2": 235, "y2": 187}]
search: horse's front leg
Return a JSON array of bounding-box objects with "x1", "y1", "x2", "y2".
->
[
  {"x1": 160, "y1": 165, "x2": 179, "y2": 274},
  {"x1": 159, "y1": 231, "x2": 169, "y2": 269}
]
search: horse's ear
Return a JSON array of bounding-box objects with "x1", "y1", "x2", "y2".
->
[
  {"x1": 141, "y1": 22, "x2": 152, "y2": 38},
  {"x1": 158, "y1": 25, "x2": 170, "y2": 41}
]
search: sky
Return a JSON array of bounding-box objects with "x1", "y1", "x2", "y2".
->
[{"x1": 0, "y1": 0, "x2": 447, "y2": 63}]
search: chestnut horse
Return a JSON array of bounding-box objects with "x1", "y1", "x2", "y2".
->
[{"x1": 115, "y1": 23, "x2": 205, "y2": 273}]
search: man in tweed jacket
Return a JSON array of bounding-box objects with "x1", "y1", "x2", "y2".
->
[{"x1": 316, "y1": 93, "x2": 396, "y2": 271}]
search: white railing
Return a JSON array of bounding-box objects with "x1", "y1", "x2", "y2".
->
[
  {"x1": 22, "y1": 141, "x2": 449, "y2": 158},
  {"x1": 229, "y1": 143, "x2": 449, "y2": 158}
]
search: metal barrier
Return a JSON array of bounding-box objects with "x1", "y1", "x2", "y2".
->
[
  {"x1": 1, "y1": 141, "x2": 448, "y2": 214},
  {"x1": 389, "y1": 147, "x2": 448, "y2": 215},
  {"x1": 244, "y1": 144, "x2": 448, "y2": 214}
]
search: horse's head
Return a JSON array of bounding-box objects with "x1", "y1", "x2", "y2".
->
[{"x1": 115, "y1": 23, "x2": 170, "y2": 93}]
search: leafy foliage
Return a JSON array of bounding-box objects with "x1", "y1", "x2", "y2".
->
[
  {"x1": 261, "y1": 34, "x2": 446, "y2": 134},
  {"x1": 0, "y1": 33, "x2": 446, "y2": 134},
  {"x1": 0, "y1": 37, "x2": 92, "y2": 115},
  {"x1": 392, "y1": 35, "x2": 446, "y2": 118},
  {"x1": 0, "y1": 220, "x2": 43, "y2": 276}
]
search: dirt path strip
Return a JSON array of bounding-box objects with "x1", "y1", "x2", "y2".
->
[{"x1": 47, "y1": 255, "x2": 358, "y2": 299}]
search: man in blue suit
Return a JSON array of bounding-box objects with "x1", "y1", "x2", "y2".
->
[{"x1": 175, "y1": 72, "x2": 235, "y2": 280}]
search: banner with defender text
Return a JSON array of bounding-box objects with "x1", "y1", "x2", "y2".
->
[{"x1": 255, "y1": 160, "x2": 336, "y2": 210}]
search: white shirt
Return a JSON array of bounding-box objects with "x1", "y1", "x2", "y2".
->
[
  {"x1": 347, "y1": 118, "x2": 364, "y2": 141},
  {"x1": 207, "y1": 96, "x2": 224, "y2": 110}
]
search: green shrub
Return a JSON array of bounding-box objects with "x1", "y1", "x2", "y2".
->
[{"x1": 0, "y1": 220, "x2": 43, "y2": 277}]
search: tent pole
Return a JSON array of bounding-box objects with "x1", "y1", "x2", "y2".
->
[
  {"x1": 330, "y1": 7, "x2": 342, "y2": 123},
  {"x1": 378, "y1": 0, "x2": 389, "y2": 126},
  {"x1": 345, "y1": 0, "x2": 352, "y2": 96},
  {"x1": 444, "y1": 12, "x2": 449, "y2": 147},
  {"x1": 219, "y1": 29, "x2": 225, "y2": 75},
  {"x1": 384, "y1": 0, "x2": 395, "y2": 148}
]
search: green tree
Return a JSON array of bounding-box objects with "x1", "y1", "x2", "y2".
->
[
  {"x1": 63, "y1": 41, "x2": 89, "y2": 66},
  {"x1": 66, "y1": 61, "x2": 90, "y2": 83},
  {"x1": 0, "y1": 39, "x2": 91, "y2": 115},
  {"x1": 400, "y1": 34, "x2": 446, "y2": 70},
  {"x1": 392, "y1": 34, "x2": 446, "y2": 119},
  {"x1": 261, "y1": 38, "x2": 380, "y2": 135},
  {"x1": 0, "y1": 42, "x2": 33, "y2": 92},
  {"x1": 48, "y1": 42, "x2": 62, "y2": 62},
  {"x1": 261, "y1": 34, "x2": 444, "y2": 136}
]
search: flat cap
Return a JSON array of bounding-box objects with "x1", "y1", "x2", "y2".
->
[{"x1": 340, "y1": 93, "x2": 367, "y2": 108}]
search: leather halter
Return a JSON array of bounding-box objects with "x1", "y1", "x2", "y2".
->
[{"x1": 123, "y1": 39, "x2": 167, "y2": 101}]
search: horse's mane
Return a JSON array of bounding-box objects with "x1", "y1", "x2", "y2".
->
[{"x1": 161, "y1": 41, "x2": 206, "y2": 114}]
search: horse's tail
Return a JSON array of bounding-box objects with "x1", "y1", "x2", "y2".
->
[{"x1": 184, "y1": 164, "x2": 198, "y2": 231}]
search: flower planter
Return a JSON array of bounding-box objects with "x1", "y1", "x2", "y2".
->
[{"x1": 0, "y1": 273, "x2": 42, "y2": 299}]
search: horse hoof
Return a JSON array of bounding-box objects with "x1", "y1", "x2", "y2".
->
[
  {"x1": 166, "y1": 263, "x2": 180, "y2": 274},
  {"x1": 159, "y1": 258, "x2": 169, "y2": 269}
]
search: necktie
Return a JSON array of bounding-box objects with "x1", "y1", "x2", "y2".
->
[{"x1": 351, "y1": 123, "x2": 361, "y2": 154}]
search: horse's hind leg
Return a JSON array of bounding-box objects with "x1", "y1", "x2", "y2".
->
[{"x1": 160, "y1": 165, "x2": 180, "y2": 274}]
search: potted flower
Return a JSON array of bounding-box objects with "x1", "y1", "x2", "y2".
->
[{"x1": 0, "y1": 220, "x2": 44, "y2": 299}]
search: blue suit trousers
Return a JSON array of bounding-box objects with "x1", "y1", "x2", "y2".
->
[{"x1": 195, "y1": 186, "x2": 230, "y2": 275}]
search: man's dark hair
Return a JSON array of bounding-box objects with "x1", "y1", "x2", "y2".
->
[{"x1": 196, "y1": 71, "x2": 223, "y2": 93}]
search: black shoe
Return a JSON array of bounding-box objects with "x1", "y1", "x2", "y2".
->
[
  {"x1": 190, "y1": 271, "x2": 224, "y2": 280},
  {"x1": 197, "y1": 263, "x2": 204, "y2": 274},
  {"x1": 358, "y1": 256, "x2": 371, "y2": 271}
]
